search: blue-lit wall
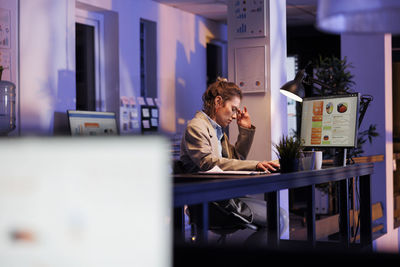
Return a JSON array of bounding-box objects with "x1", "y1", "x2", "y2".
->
[
  {"x1": 342, "y1": 34, "x2": 399, "y2": 252},
  {"x1": 18, "y1": 0, "x2": 227, "y2": 135}
]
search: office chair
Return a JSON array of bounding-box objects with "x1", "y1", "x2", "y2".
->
[{"x1": 187, "y1": 201, "x2": 259, "y2": 244}]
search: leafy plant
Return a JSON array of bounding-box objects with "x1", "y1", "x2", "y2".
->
[
  {"x1": 312, "y1": 55, "x2": 379, "y2": 160},
  {"x1": 274, "y1": 135, "x2": 303, "y2": 172},
  {"x1": 274, "y1": 135, "x2": 302, "y2": 159},
  {"x1": 313, "y1": 55, "x2": 355, "y2": 96},
  {"x1": 350, "y1": 124, "x2": 379, "y2": 158}
]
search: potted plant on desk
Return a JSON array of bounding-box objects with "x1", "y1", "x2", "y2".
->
[{"x1": 274, "y1": 135, "x2": 303, "y2": 173}]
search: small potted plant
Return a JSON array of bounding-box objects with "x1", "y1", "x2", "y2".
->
[{"x1": 274, "y1": 135, "x2": 303, "y2": 173}]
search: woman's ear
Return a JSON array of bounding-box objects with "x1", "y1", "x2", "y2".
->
[{"x1": 214, "y1": 95, "x2": 223, "y2": 108}]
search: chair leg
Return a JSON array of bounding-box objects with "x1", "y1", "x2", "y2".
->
[
  {"x1": 217, "y1": 234, "x2": 227, "y2": 244},
  {"x1": 190, "y1": 223, "x2": 197, "y2": 243}
]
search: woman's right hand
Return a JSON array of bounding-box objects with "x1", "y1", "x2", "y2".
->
[{"x1": 256, "y1": 160, "x2": 280, "y2": 173}]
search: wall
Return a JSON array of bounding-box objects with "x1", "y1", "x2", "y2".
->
[
  {"x1": 19, "y1": 0, "x2": 75, "y2": 135},
  {"x1": 18, "y1": 0, "x2": 227, "y2": 135},
  {"x1": 341, "y1": 34, "x2": 398, "y2": 253}
]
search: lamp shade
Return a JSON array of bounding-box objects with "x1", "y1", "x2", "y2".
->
[
  {"x1": 317, "y1": 0, "x2": 400, "y2": 34},
  {"x1": 280, "y1": 69, "x2": 305, "y2": 102}
]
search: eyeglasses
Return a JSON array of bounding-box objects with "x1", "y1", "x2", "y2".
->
[{"x1": 231, "y1": 106, "x2": 239, "y2": 116}]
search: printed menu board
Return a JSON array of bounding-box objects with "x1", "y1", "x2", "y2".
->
[{"x1": 300, "y1": 94, "x2": 359, "y2": 147}]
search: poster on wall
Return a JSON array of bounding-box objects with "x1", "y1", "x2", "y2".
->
[
  {"x1": 0, "y1": 8, "x2": 10, "y2": 49},
  {"x1": 229, "y1": 0, "x2": 266, "y2": 39}
]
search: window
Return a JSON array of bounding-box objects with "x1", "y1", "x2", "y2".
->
[
  {"x1": 140, "y1": 19, "x2": 157, "y2": 99},
  {"x1": 207, "y1": 40, "x2": 227, "y2": 86},
  {"x1": 75, "y1": 9, "x2": 105, "y2": 111}
]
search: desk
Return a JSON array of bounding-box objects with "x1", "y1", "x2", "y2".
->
[{"x1": 174, "y1": 163, "x2": 374, "y2": 249}]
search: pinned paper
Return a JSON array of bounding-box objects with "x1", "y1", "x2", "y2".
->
[
  {"x1": 129, "y1": 97, "x2": 136, "y2": 106},
  {"x1": 137, "y1": 97, "x2": 146, "y2": 106},
  {"x1": 130, "y1": 109, "x2": 138, "y2": 119},
  {"x1": 142, "y1": 108, "x2": 150, "y2": 118},
  {"x1": 151, "y1": 108, "x2": 158, "y2": 118},
  {"x1": 142, "y1": 120, "x2": 150, "y2": 129},
  {"x1": 146, "y1": 98, "x2": 154, "y2": 106},
  {"x1": 151, "y1": 118, "x2": 158, "y2": 127},
  {"x1": 120, "y1": 96, "x2": 129, "y2": 107},
  {"x1": 131, "y1": 120, "x2": 140, "y2": 129}
]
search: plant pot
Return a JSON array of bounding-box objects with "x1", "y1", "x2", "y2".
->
[{"x1": 279, "y1": 158, "x2": 299, "y2": 173}]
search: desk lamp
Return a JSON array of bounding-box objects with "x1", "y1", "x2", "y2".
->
[
  {"x1": 280, "y1": 69, "x2": 306, "y2": 102},
  {"x1": 280, "y1": 68, "x2": 334, "y2": 102}
]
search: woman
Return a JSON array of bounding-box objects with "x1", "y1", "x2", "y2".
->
[
  {"x1": 180, "y1": 78, "x2": 279, "y2": 173},
  {"x1": 179, "y1": 78, "x2": 284, "y2": 239}
]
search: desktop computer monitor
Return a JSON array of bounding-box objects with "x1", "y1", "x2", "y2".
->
[
  {"x1": 300, "y1": 93, "x2": 360, "y2": 148},
  {"x1": 0, "y1": 137, "x2": 171, "y2": 266},
  {"x1": 67, "y1": 110, "x2": 118, "y2": 136}
]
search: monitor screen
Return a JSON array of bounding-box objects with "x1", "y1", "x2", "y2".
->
[
  {"x1": 67, "y1": 110, "x2": 118, "y2": 136},
  {"x1": 0, "y1": 137, "x2": 171, "y2": 266},
  {"x1": 300, "y1": 93, "x2": 359, "y2": 148}
]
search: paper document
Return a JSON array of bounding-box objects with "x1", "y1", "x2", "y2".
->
[{"x1": 198, "y1": 165, "x2": 267, "y2": 175}]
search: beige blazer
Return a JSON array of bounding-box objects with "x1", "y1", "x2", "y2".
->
[{"x1": 180, "y1": 111, "x2": 259, "y2": 173}]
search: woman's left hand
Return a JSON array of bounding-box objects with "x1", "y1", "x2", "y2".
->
[{"x1": 237, "y1": 106, "x2": 252, "y2": 129}]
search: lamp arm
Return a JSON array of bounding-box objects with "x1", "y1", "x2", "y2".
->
[
  {"x1": 303, "y1": 76, "x2": 335, "y2": 90},
  {"x1": 307, "y1": 77, "x2": 334, "y2": 89}
]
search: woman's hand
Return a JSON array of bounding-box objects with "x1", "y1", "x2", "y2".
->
[
  {"x1": 256, "y1": 160, "x2": 280, "y2": 173},
  {"x1": 236, "y1": 106, "x2": 252, "y2": 129}
]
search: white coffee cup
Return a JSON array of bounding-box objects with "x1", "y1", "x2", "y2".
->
[{"x1": 314, "y1": 151, "x2": 322, "y2": 170}]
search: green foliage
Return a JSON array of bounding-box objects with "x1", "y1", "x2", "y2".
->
[
  {"x1": 274, "y1": 135, "x2": 303, "y2": 160},
  {"x1": 350, "y1": 124, "x2": 379, "y2": 157},
  {"x1": 313, "y1": 55, "x2": 355, "y2": 95}
]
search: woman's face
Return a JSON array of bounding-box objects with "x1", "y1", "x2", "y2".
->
[{"x1": 213, "y1": 96, "x2": 241, "y2": 128}]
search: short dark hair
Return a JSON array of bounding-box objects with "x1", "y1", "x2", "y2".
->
[{"x1": 202, "y1": 78, "x2": 242, "y2": 117}]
